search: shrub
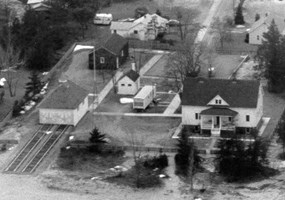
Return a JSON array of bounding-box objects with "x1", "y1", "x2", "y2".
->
[{"x1": 142, "y1": 154, "x2": 168, "y2": 170}]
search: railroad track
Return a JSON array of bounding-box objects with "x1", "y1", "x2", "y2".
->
[
  {"x1": 22, "y1": 125, "x2": 69, "y2": 173},
  {"x1": 4, "y1": 124, "x2": 69, "y2": 174}
]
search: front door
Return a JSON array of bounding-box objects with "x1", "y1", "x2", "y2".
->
[{"x1": 216, "y1": 116, "x2": 220, "y2": 128}]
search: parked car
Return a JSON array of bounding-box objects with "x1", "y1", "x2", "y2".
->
[{"x1": 94, "y1": 13, "x2": 113, "y2": 25}]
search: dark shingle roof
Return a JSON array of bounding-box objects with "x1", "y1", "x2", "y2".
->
[
  {"x1": 125, "y1": 70, "x2": 140, "y2": 82},
  {"x1": 200, "y1": 107, "x2": 238, "y2": 116},
  {"x1": 103, "y1": 33, "x2": 128, "y2": 55},
  {"x1": 39, "y1": 80, "x2": 89, "y2": 110},
  {"x1": 182, "y1": 78, "x2": 260, "y2": 108}
]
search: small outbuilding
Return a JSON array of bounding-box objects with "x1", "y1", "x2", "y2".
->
[
  {"x1": 89, "y1": 33, "x2": 129, "y2": 70},
  {"x1": 38, "y1": 80, "x2": 89, "y2": 126},
  {"x1": 117, "y1": 69, "x2": 140, "y2": 95}
]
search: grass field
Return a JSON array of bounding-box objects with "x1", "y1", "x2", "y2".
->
[{"x1": 73, "y1": 112, "x2": 181, "y2": 147}]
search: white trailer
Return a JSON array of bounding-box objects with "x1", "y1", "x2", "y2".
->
[
  {"x1": 94, "y1": 13, "x2": 113, "y2": 25},
  {"x1": 133, "y1": 85, "x2": 156, "y2": 110}
]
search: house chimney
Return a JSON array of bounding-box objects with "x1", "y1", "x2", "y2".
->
[{"x1": 131, "y1": 62, "x2": 136, "y2": 71}]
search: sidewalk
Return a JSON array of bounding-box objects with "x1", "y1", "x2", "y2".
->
[
  {"x1": 163, "y1": 94, "x2": 181, "y2": 115},
  {"x1": 139, "y1": 54, "x2": 163, "y2": 76},
  {"x1": 92, "y1": 112, "x2": 181, "y2": 118}
]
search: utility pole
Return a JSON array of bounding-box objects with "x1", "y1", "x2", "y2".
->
[{"x1": 92, "y1": 44, "x2": 97, "y2": 129}]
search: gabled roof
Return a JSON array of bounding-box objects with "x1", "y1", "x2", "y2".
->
[
  {"x1": 90, "y1": 33, "x2": 128, "y2": 56},
  {"x1": 39, "y1": 80, "x2": 89, "y2": 110},
  {"x1": 249, "y1": 14, "x2": 285, "y2": 34},
  {"x1": 110, "y1": 21, "x2": 136, "y2": 30},
  {"x1": 182, "y1": 78, "x2": 260, "y2": 108},
  {"x1": 123, "y1": 70, "x2": 140, "y2": 82}
]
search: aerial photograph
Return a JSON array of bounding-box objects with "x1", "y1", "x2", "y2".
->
[{"x1": 0, "y1": 0, "x2": 285, "y2": 199}]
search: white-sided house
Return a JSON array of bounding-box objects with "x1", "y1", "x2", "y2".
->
[
  {"x1": 248, "y1": 14, "x2": 285, "y2": 45},
  {"x1": 181, "y1": 78, "x2": 263, "y2": 136},
  {"x1": 110, "y1": 13, "x2": 169, "y2": 41},
  {"x1": 110, "y1": 21, "x2": 146, "y2": 40},
  {"x1": 39, "y1": 80, "x2": 89, "y2": 126},
  {"x1": 117, "y1": 69, "x2": 140, "y2": 95}
]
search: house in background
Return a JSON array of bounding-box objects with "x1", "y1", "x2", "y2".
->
[
  {"x1": 117, "y1": 65, "x2": 140, "y2": 95},
  {"x1": 88, "y1": 33, "x2": 129, "y2": 70},
  {"x1": 38, "y1": 80, "x2": 89, "y2": 126},
  {"x1": 248, "y1": 13, "x2": 285, "y2": 45},
  {"x1": 27, "y1": 0, "x2": 51, "y2": 11},
  {"x1": 181, "y1": 78, "x2": 263, "y2": 136},
  {"x1": 110, "y1": 14, "x2": 169, "y2": 41}
]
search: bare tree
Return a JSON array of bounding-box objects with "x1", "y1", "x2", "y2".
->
[
  {"x1": 211, "y1": 17, "x2": 233, "y2": 50},
  {"x1": 174, "y1": 7, "x2": 200, "y2": 41},
  {"x1": 168, "y1": 36, "x2": 203, "y2": 91}
]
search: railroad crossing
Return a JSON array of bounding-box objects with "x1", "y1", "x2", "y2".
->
[{"x1": 4, "y1": 124, "x2": 70, "y2": 174}]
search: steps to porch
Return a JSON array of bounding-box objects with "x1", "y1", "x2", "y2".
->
[{"x1": 211, "y1": 128, "x2": 220, "y2": 136}]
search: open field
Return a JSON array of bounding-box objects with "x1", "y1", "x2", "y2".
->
[
  {"x1": 95, "y1": 90, "x2": 176, "y2": 113},
  {"x1": 72, "y1": 112, "x2": 181, "y2": 147}
]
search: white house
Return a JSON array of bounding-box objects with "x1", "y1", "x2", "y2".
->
[
  {"x1": 117, "y1": 68, "x2": 140, "y2": 95},
  {"x1": 110, "y1": 14, "x2": 169, "y2": 41},
  {"x1": 248, "y1": 14, "x2": 285, "y2": 45},
  {"x1": 39, "y1": 80, "x2": 89, "y2": 126},
  {"x1": 181, "y1": 78, "x2": 263, "y2": 136}
]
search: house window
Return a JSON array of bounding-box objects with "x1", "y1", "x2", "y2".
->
[
  {"x1": 215, "y1": 99, "x2": 221, "y2": 104},
  {"x1": 246, "y1": 128, "x2": 250, "y2": 133},
  {"x1": 114, "y1": 30, "x2": 117, "y2": 33},
  {"x1": 121, "y1": 50, "x2": 124, "y2": 57},
  {"x1": 128, "y1": 84, "x2": 132, "y2": 87},
  {"x1": 121, "y1": 84, "x2": 125, "y2": 86},
  {"x1": 246, "y1": 115, "x2": 250, "y2": 122},
  {"x1": 228, "y1": 117, "x2": 232, "y2": 122},
  {"x1": 195, "y1": 113, "x2": 199, "y2": 120},
  {"x1": 100, "y1": 57, "x2": 105, "y2": 64},
  {"x1": 257, "y1": 35, "x2": 259, "y2": 40},
  {"x1": 134, "y1": 30, "x2": 138, "y2": 34}
]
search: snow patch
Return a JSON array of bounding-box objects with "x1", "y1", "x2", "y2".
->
[{"x1": 73, "y1": 45, "x2": 94, "y2": 52}]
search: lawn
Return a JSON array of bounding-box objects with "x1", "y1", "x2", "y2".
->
[
  {"x1": 200, "y1": 54, "x2": 243, "y2": 79},
  {"x1": 72, "y1": 112, "x2": 181, "y2": 147},
  {"x1": 144, "y1": 54, "x2": 175, "y2": 78},
  {"x1": 140, "y1": 77, "x2": 178, "y2": 92}
]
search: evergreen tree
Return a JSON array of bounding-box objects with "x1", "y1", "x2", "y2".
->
[
  {"x1": 255, "y1": 20, "x2": 285, "y2": 92},
  {"x1": 216, "y1": 136, "x2": 269, "y2": 181},
  {"x1": 24, "y1": 70, "x2": 42, "y2": 99},
  {"x1": 175, "y1": 130, "x2": 202, "y2": 176},
  {"x1": 89, "y1": 127, "x2": 107, "y2": 153},
  {"x1": 234, "y1": 4, "x2": 245, "y2": 25}
]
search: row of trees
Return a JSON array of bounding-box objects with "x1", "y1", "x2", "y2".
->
[
  {"x1": 1, "y1": 0, "x2": 99, "y2": 73},
  {"x1": 174, "y1": 130, "x2": 271, "y2": 184}
]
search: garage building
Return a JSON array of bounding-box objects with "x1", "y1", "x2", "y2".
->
[{"x1": 39, "y1": 80, "x2": 89, "y2": 126}]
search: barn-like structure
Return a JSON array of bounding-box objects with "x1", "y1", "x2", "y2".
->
[{"x1": 38, "y1": 80, "x2": 89, "y2": 126}]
